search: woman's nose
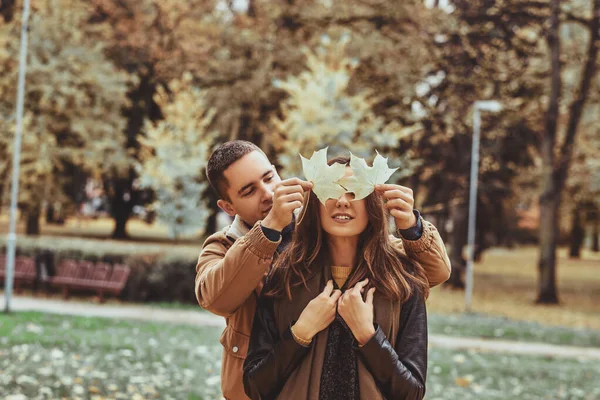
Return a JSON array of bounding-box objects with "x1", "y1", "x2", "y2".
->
[{"x1": 335, "y1": 192, "x2": 353, "y2": 208}]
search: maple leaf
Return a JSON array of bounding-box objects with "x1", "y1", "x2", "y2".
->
[
  {"x1": 300, "y1": 147, "x2": 347, "y2": 205},
  {"x1": 338, "y1": 152, "x2": 398, "y2": 200}
]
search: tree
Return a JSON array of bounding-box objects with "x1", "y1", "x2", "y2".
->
[
  {"x1": 270, "y1": 35, "x2": 422, "y2": 178},
  {"x1": 566, "y1": 106, "x2": 600, "y2": 257},
  {"x1": 138, "y1": 74, "x2": 216, "y2": 239},
  {"x1": 536, "y1": 0, "x2": 599, "y2": 303},
  {"x1": 88, "y1": 0, "x2": 220, "y2": 238},
  {"x1": 403, "y1": 0, "x2": 543, "y2": 287},
  {"x1": 0, "y1": 1, "x2": 132, "y2": 235}
]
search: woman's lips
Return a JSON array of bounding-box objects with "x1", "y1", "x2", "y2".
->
[{"x1": 331, "y1": 213, "x2": 354, "y2": 224}]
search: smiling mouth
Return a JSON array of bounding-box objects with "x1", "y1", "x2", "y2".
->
[{"x1": 332, "y1": 214, "x2": 354, "y2": 222}]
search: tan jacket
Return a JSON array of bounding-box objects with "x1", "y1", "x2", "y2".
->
[{"x1": 195, "y1": 215, "x2": 451, "y2": 400}]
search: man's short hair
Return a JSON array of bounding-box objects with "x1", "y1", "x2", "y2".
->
[{"x1": 206, "y1": 140, "x2": 266, "y2": 200}]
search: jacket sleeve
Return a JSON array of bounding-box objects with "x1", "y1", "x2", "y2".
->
[
  {"x1": 391, "y1": 217, "x2": 451, "y2": 288},
  {"x1": 356, "y1": 292, "x2": 428, "y2": 400},
  {"x1": 195, "y1": 223, "x2": 280, "y2": 317},
  {"x1": 243, "y1": 296, "x2": 311, "y2": 400}
]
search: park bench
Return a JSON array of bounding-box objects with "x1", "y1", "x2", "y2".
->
[
  {"x1": 0, "y1": 255, "x2": 37, "y2": 292},
  {"x1": 49, "y1": 259, "x2": 130, "y2": 302}
]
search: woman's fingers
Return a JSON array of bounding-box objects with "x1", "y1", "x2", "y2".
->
[
  {"x1": 366, "y1": 287, "x2": 376, "y2": 305},
  {"x1": 322, "y1": 280, "x2": 333, "y2": 296},
  {"x1": 330, "y1": 289, "x2": 342, "y2": 302},
  {"x1": 353, "y1": 278, "x2": 369, "y2": 295}
]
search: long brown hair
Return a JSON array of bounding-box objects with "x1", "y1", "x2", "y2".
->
[{"x1": 265, "y1": 156, "x2": 429, "y2": 303}]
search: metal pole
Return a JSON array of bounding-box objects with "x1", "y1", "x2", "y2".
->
[
  {"x1": 4, "y1": 0, "x2": 31, "y2": 314},
  {"x1": 465, "y1": 107, "x2": 481, "y2": 313}
]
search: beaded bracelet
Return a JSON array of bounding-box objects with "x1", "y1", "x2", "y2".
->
[{"x1": 291, "y1": 325, "x2": 312, "y2": 347}]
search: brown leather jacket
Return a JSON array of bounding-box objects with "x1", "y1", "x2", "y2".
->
[{"x1": 195, "y1": 215, "x2": 450, "y2": 400}]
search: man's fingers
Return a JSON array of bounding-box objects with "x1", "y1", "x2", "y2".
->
[
  {"x1": 390, "y1": 209, "x2": 413, "y2": 220},
  {"x1": 366, "y1": 287, "x2": 376, "y2": 305},
  {"x1": 382, "y1": 190, "x2": 413, "y2": 202},
  {"x1": 282, "y1": 178, "x2": 313, "y2": 191},
  {"x1": 279, "y1": 192, "x2": 305, "y2": 204},
  {"x1": 276, "y1": 184, "x2": 305, "y2": 196},
  {"x1": 375, "y1": 184, "x2": 413, "y2": 194},
  {"x1": 300, "y1": 181, "x2": 314, "y2": 191},
  {"x1": 385, "y1": 198, "x2": 412, "y2": 211}
]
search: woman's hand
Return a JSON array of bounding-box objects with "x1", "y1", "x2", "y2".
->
[
  {"x1": 338, "y1": 278, "x2": 376, "y2": 346},
  {"x1": 293, "y1": 280, "x2": 342, "y2": 341}
]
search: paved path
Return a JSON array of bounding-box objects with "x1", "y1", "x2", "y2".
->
[
  {"x1": 1, "y1": 295, "x2": 225, "y2": 328},
  {"x1": 3, "y1": 295, "x2": 600, "y2": 360}
]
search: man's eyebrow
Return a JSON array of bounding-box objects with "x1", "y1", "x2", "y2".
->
[{"x1": 237, "y1": 170, "x2": 273, "y2": 195}]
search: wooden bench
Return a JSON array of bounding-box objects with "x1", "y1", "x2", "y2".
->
[
  {"x1": 0, "y1": 255, "x2": 37, "y2": 292},
  {"x1": 49, "y1": 259, "x2": 130, "y2": 302}
]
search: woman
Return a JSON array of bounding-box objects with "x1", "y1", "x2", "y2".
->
[{"x1": 243, "y1": 156, "x2": 432, "y2": 400}]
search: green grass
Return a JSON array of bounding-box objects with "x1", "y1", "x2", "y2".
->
[
  {"x1": 427, "y1": 348, "x2": 600, "y2": 400},
  {"x1": 1, "y1": 312, "x2": 599, "y2": 399},
  {"x1": 0, "y1": 312, "x2": 223, "y2": 399},
  {"x1": 428, "y1": 313, "x2": 600, "y2": 348}
]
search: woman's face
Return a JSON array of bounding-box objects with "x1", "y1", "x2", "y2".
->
[{"x1": 319, "y1": 169, "x2": 369, "y2": 238}]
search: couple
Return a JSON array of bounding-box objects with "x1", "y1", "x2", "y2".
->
[{"x1": 195, "y1": 141, "x2": 451, "y2": 400}]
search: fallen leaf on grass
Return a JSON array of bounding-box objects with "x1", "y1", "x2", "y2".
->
[{"x1": 454, "y1": 375, "x2": 474, "y2": 387}]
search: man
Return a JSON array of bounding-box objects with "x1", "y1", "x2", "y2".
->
[{"x1": 195, "y1": 140, "x2": 450, "y2": 400}]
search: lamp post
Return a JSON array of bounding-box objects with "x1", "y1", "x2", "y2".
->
[
  {"x1": 465, "y1": 100, "x2": 502, "y2": 313},
  {"x1": 4, "y1": 0, "x2": 31, "y2": 314}
]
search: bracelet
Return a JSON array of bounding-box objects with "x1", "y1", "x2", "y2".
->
[{"x1": 291, "y1": 325, "x2": 312, "y2": 347}]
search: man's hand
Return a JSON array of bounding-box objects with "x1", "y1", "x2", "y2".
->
[
  {"x1": 293, "y1": 280, "x2": 342, "y2": 340},
  {"x1": 338, "y1": 278, "x2": 376, "y2": 346},
  {"x1": 375, "y1": 183, "x2": 417, "y2": 230},
  {"x1": 262, "y1": 178, "x2": 313, "y2": 232}
]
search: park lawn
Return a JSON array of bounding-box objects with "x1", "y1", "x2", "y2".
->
[
  {"x1": 427, "y1": 246, "x2": 600, "y2": 331},
  {"x1": 428, "y1": 313, "x2": 600, "y2": 347},
  {"x1": 141, "y1": 302, "x2": 600, "y2": 347},
  {"x1": 0, "y1": 312, "x2": 223, "y2": 400},
  {"x1": 1, "y1": 312, "x2": 600, "y2": 400}
]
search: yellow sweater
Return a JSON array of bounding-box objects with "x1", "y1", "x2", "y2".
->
[{"x1": 331, "y1": 265, "x2": 354, "y2": 288}]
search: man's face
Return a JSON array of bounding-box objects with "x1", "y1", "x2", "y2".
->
[{"x1": 218, "y1": 151, "x2": 281, "y2": 226}]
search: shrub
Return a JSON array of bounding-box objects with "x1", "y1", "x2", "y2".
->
[{"x1": 2, "y1": 236, "x2": 203, "y2": 304}]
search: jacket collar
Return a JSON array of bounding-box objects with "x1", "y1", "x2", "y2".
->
[
  {"x1": 225, "y1": 215, "x2": 251, "y2": 242},
  {"x1": 225, "y1": 209, "x2": 300, "y2": 243}
]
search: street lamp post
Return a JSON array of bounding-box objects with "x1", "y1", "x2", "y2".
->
[
  {"x1": 4, "y1": 0, "x2": 31, "y2": 314},
  {"x1": 465, "y1": 100, "x2": 502, "y2": 313}
]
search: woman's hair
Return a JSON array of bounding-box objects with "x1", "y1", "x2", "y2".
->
[{"x1": 265, "y1": 156, "x2": 430, "y2": 303}]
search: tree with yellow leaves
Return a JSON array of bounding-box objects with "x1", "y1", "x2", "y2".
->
[
  {"x1": 138, "y1": 73, "x2": 216, "y2": 239},
  {"x1": 0, "y1": 1, "x2": 133, "y2": 234},
  {"x1": 270, "y1": 34, "x2": 422, "y2": 179}
]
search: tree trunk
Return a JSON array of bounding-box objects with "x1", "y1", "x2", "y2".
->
[
  {"x1": 447, "y1": 201, "x2": 468, "y2": 289},
  {"x1": 536, "y1": 0, "x2": 561, "y2": 305},
  {"x1": 592, "y1": 217, "x2": 599, "y2": 252},
  {"x1": 110, "y1": 179, "x2": 133, "y2": 239},
  {"x1": 537, "y1": 0, "x2": 599, "y2": 302},
  {"x1": 569, "y1": 206, "x2": 584, "y2": 258},
  {"x1": 537, "y1": 189, "x2": 560, "y2": 303},
  {"x1": 0, "y1": 0, "x2": 16, "y2": 22},
  {"x1": 25, "y1": 204, "x2": 41, "y2": 236}
]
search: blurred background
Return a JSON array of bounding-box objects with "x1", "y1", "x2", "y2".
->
[{"x1": 0, "y1": 0, "x2": 599, "y2": 399}]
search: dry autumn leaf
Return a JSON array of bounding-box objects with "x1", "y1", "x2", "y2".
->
[
  {"x1": 300, "y1": 147, "x2": 347, "y2": 205},
  {"x1": 338, "y1": 152, "x2": 398, "y2": 200}
]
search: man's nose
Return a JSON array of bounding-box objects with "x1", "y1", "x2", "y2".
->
[{"x1": 260, "y1": 182, "x2": 274, "y2": 202}]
